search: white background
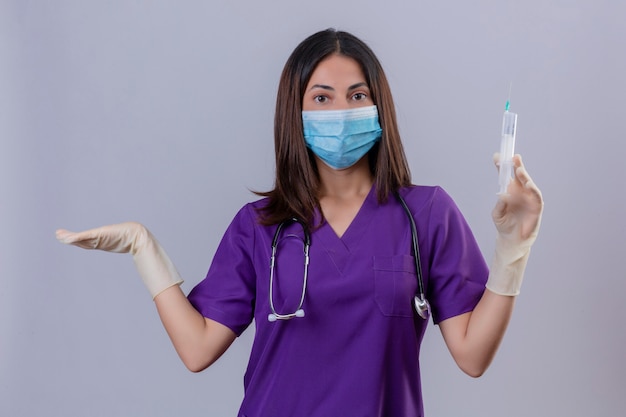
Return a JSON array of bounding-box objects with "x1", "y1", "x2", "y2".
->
[{"x1": 1, "y1": 1, "x2": 624, "y2": 415}]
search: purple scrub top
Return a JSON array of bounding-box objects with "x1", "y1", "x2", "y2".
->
[{"x1": 188, "y1": 185, "x2": 488, "y2": 417}]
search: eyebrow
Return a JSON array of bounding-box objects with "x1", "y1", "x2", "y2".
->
[
  {"x1": 348, "y1": 82, "x2": 369, "y2": 91},
  {"x1": 308, "y1": 82, "x2": 369, "y2": 92}
]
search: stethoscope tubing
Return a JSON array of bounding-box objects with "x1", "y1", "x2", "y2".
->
[
  {"x1": 268, "y1": 194, "x2": 430, "y2": 322},
  {"x1": 394, "y1": 192, "x2": 430, "y2": 319},
  {"x1": 268, "y1": 218, "x2": 311, "y2": 322}
]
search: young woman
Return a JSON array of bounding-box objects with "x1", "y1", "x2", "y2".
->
[{"x1": 57, "y1": 29, "x2": 543, "y2": 416}]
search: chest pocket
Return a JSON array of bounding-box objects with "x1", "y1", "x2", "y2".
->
[{"x1": 373, "y1": 255, "x2": 418, "y2": 317}]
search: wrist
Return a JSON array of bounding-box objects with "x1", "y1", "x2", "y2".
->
[
  {"x1": 485, "y1": 235, "x2": 532, "y2": 296},
  {"x1": 131, "y1": 227, "x2": 184, "y2": 299}
]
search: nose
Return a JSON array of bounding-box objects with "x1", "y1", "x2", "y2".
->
[{"x1": 328, "y1": 98, "x2": 352, "y2": 111}]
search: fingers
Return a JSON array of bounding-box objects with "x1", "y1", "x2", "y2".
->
[
  {"x1": 492, "y1": 152, "x2": 501, "y2": 172},
  {"x1": 55, "y1": 222, "x2": 143, "y2": 253},
  {"x1": 512, "y1": 155, "x2": 534, "y2": 188},
  {"x1": 512, "y1": 155, "x2": 530, "y2": 186},
  {"x1": 56, "y1": 227, "x2": 102, "y2": 249},
  {"x1": 491, "y1": 197, "x2": 507, "y2": 224},
  {"x1": 512, "y1": 155, "x2": 544, "y2": 204},
  {"x1": 495, "y1": 154, "x2": 537, "y2": 192},
  {"x1": 56, "y1": 229, "x2": 83, "y2": 245},
  {"x1": 493, "y1": 154, "x2": 542, "y2": 201}
]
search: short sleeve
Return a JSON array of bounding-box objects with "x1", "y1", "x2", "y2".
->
[
  {"x1": 425, "y1": 187, "x2": 488, "y2": 324},
  {"x1": 187, "y1": 204, "x2": 257, "y2": 336}
]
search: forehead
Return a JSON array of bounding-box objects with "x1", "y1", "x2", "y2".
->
[{"x1": 307, "y1": 54, "x2": 367, "y2": 86}]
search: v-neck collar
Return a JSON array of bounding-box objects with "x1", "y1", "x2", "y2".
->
[{"x1": 313, "y1": 184, "x2": 378, "y2": 273}]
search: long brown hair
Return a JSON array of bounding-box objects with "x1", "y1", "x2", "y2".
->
[{"x1": 256, "y1": 29, "x2": 411, "y2": 226}]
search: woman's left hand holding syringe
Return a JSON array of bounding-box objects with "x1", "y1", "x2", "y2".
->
[{"x1": 487, "y1": 154, "x2": 544, "y2": 296}]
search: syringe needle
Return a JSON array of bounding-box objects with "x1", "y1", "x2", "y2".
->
[{"x1": 505, "y1": 82, "x2": 513, "y2": 111}]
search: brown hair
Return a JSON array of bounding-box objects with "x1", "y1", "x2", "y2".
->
[{"x1": 256, "y1": 29, "x2": 411, "y2": 226}]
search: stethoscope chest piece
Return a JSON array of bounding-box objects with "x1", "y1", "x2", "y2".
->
[{"x1": 413, "y1": 296, "x2": 431, "y2": 320}]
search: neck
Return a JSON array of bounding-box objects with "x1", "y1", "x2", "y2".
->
[{"x1": 316, "y1": 156, "x2": 374, "y2": 200}]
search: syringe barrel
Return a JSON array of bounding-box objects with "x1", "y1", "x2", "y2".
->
[
  {"x1": 498, "y1": 111, "x2": 518, "y2": 195},
  {"x1": 502, "y1": 111, "x2": 517, "y2": 138},
  {"x1": 500, "y1": 111, "x2": 517, "y2": 161}
]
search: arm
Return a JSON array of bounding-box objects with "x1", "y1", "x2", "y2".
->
[
  {"x1": 56, "y1": 222, "x2": 235, "y2": 372},
  {"x1": 439, "y1": 154, "x2": 543, "y2": 377},
  {"x1": 438, "y1": 290, "x2": 513, "y2": 377},
  {"x1": 154, "y1": 285, "x2": 236, "y2": 372}
]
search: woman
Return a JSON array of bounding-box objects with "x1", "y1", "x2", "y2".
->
[{"x1": 57, "y1": 29, "x2": 543, "y2": 416}]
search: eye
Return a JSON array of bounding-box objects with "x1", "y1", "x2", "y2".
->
[
  {"x1": 313, "y1": 95, "x2": 329, "y2": 104},
  {"x1": 352, "y1": 92, "x2": 368, "y2": 101}
]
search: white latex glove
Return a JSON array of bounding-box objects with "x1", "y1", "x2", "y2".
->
[
  {"x1": 56, "y1": 222, "x2": 183, "y2": 299},
  {"x1": 486, "y1": 154, "x2": 544, "y2": 296}
]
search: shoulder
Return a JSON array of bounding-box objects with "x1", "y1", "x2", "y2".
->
[
  {"x1": 245, "y1": 197, "x2": 271, "y2": 214},
  {"x1": 398, "y1": 185, "x2": 459, "y2": 214},
  {"x1": 223, "y1": 197, "x2": 272, "y2": 233},
  {"x1": 397, "y1": 185, "x2": 469, "y2": 235}
]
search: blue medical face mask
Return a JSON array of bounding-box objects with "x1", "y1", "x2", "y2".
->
[{"x1": 302, "y1": 105, "x2": 382, "y2": 170}]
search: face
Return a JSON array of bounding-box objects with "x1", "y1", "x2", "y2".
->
[{"x1": 302, "y1": 54, "x2": 374, "y2": 111}]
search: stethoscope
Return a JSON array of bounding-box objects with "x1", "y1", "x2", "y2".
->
[{"x1": 267, "y1": 192, "x2": 430, "y2": 322}]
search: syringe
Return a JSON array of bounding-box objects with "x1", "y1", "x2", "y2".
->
[{"x1": 498, "y1": 100, "x2": 517, "y2": 195}]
